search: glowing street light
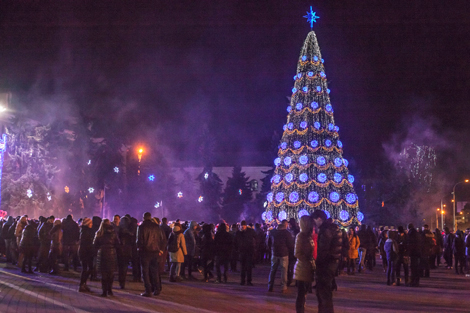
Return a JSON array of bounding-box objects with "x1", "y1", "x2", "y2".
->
[
  {"x1": 137, "y1": 147, "x2": 144, "y2": 175},
  {"x1": 453, "y1": 179, "x2": 469, "y2": 231}
]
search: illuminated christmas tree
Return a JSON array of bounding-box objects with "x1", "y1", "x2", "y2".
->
[{"x1": 264, "y1": 8, "x2": 363, "y2": 226}]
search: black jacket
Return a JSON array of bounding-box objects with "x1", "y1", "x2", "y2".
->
[
  {"x1": 316, "y1": 219, "x2": 342, "y2": 268},
  {"x1": 235, "y1": 227, "x2": 256, "y2": 255},
  {"x1": 20, "y1": 224, "x2": 36, "y2": 248},
  {"x1": 214, "y1": 228, "x2": 233, "y2": 258},
  {"x1": 269, "y1": 227, "x2": 294, "y2": 257},
  {"x1": 94, "y1": 226, "x2": 119, "y2": 272},
  {"x1": 38, "y1": 221, "x2": 53, "y2": 245},
  {"x1": 136, "y1": 220, "x2": 166, "y2": 255},
  {"x1": 62, "y1": 217, "x2": 80, "y2": 245},
  {"x1": 79, "y1": 226, "x2": 95, "y2": 260},
  {"x1": 407, "y1": 228, "x2": 421, "y2": 257}
]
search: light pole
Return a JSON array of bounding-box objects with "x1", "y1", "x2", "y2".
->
[
  {"x1": 436, "y1": 208, "x2": 439, "y2": 229},
  {"x1": 137, "y1": 147, "x2": 144, "y2": 176},
  {"x1": 453, "y1": 179, "x2": 469, "y2": 232}
]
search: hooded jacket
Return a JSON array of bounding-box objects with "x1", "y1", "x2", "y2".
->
[
  {"x1": 294, "y1": 216, "x2": 314, "y2": 282},
  {"x1": 184, "y1": 220, "x2": 198, "y2": 256}
]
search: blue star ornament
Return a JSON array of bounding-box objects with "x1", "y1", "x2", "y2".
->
[{"x1": 303, "y1": 6, "x2": 320, "y2": 28}]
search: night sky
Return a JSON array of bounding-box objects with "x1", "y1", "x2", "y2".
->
[{"x1": 1, "y1": 1, "x2": 469, "y2": 178}]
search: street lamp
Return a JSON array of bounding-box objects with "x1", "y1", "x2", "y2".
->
[
  {"x1": 453, "y1": 179, "x2": 469, "y2": 232},
  {"x1": 436, "y1": 208, "x2": 439, "y2": 229},
  {"x1": 137, "y1": 147, "x2": 144, "y2": 176}
]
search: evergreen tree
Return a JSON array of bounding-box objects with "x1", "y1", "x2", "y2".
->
[
  {"x1": 196, "y1": 166, "x2": 223, "y2": 219},
  {"x1": 222, "y1": 166, "x2": 252, "y2": 223},
  {"x1": 266, "y1": 31, "x2": 361, "y2": 226}
]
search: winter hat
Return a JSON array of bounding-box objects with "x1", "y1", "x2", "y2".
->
[{"x1": 82, "y1": 217, "x2": 92, "y2": 228}]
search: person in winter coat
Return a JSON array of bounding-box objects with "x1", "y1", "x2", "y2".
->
[
  {"x1": 78, "y1": 217, "x2": 94, "y2": 292},
  {"x1": 117, "y1": 216, "x2": 134, "y2": 289},
  {"x1": 347, "y1": 227, "x2": 360, "y2": 275},
  {"x1": 366, "y1": 226, "x2": 377, "y2": 270},
  {"x1": 338, "y1": 229, "x2": 349, "y2": 275},
  {"x1": 169, "y1": 224, "x2": 187, "y2": 282},
  {"x1": 235, "y1": 220, "x2": 256, "y2": 286},
  {"x1": 293, "y1": 215, "x2": 315, "y2": 313},
  {"x1": 268, "y1": 220, "x2": 294, "y2": 293},
  {"x1": 49, "y1": 220, "x2": 63, "y2": 275},
  {"x1": 199, "y1": 223, "x2": 214, "y2": 282},
  {"x1": 94, "y1": 219, "x2": 119, "y2": 297},
  {"x1": 377, "y1": 228, "x2": 388, "y2": 272},
  {"x1": 90, "y1": 216, "x2": 102, "y2": 281},
  {"x1": 453, "y1": 230, "x2": 465, "y2": 274},
  {"x1": 36, "y1": 216, "x2": 54, "y2": 272},
  {"x1": 15, "y1": 215, "x2": 28, "y2": 247},
  {"x1": 385, "y1": 230, "x2": 399, "y2": 285},
  {"x1": 19, "y1": 221, "x2": 36, "y2": 273},
  {"x1": 61, "y1": 214, "x2": 80, "y2": 271},
  {"x1": 356, "y1": 224, "x2": 368, "y2": 273},
  {"x1": 420, "y1": 224, "x2": 435, "y2": 278},
  {"x1": 181, "y1": 220, "x2": 198, "y2": 280},
  {"x1": 407, "y1": 223, "x2": 421, "y2": 287},
  {"x1": 214, "y1": 222, "x2": 233, "y2": 283},
  {"x1": 2, "y1": 216, "x2": 14, "y2": 263},
  {"x1": 433, "y1": 228, "x2": 444, "y2": 268},
  {"x1": 311, "y1": 211, "x2": 342, "y2": 313},
  {"x1": 443, "y1": 227, "x2": 454, "y2": 269},
  {"x1": 396, "y1": 226, "x2": 409, "y2": 286}
]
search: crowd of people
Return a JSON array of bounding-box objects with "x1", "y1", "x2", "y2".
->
[{"x1": 0, "y1": 211, "x2": 467, "y2": 313}]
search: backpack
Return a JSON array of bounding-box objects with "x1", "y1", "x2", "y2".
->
[{"x1": 167, "y1": 233, "x2": 179, "y2": 253}]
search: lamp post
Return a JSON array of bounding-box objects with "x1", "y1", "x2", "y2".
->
[
  {"x1": 137, "y1": 147, "x2": 144, "y2": 176},
  {"x1": 453, "y1": 179, "x2": 469, "y2": 232}
]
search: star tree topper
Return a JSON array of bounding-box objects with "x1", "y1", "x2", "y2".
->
[{"x1": 304, "y1": 6, "x2": 320, "y2": 28}]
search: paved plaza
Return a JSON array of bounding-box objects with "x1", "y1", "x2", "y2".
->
[{"x1": 0, "y1": 258, "x2": 469, "y2": 312}]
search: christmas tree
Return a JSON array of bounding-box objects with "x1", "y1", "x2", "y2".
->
[{"x1": 265, "y1": 9, "x2": 363, "y2": 226}]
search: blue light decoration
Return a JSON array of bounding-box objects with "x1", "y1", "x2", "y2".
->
[
  {"x1": 310, "y1": 140, "x2": 318, "y2": 148},
  {"x1": 321, "y1": 58, "x2": 324, "y2": 63},
  {"x1": 346, "y1": 193, "x2": 357, "y2": 204},
  {"x1": 294, "y1": 141, "x2": 301, "y2": 149},
  {"x1": 114, "y1": 167, "x2": 119, "y2": 173},
  {"x1": 262, "y1": 211, "x2": 267, "y2": 221},
  {"x1": 299, "y1": 173, "x2": 308, "y2": 182},
  {"x1": 320, "y1": 71, "x2": 326, "y2": 78},
  {"x1": 266, "y1": 211, "x2": 273, "y2": 222},
  {"x1": 325, "y1": 139, "x2": 332, "y2": 147},
  {"x1": 316, "y1": 86, "x2": 322, "y2": 92},
  {"x1": 299, "y1": 155, "x2": 308, "y2": 165},
  {"x1": 339, "y1": 210, "x2": 349, "y2": 221},
  {"x1": 303, "y1": 6, "x2": 320, "y2": 28},
  {"x1": 328, "y1": 123, "x2": 334, "y2": 131},
  {"x1": 308, "y1": 191, "x2": 320, "y2": 203},
  {"x1": 292, "y1": 87, "x2": 297, "y2": 93},
  {"x1": 337, "y1": 140, "x2": 343, "y2": 148},
  {"x1": 334, "y1": 158, "x2": 343, "y2": 167},
  {"x1": 296, "y1": 103, "x2": 303, "y2": 110},
  {"x1": 267, "y1": 192, "x2": 273, "y2": 202},
  {"x1": 348, "y1": 174, "x2": 355, "y2": 183},
  {"x1": 343, "y1": 159, "x2": 349, "y2": 166},
  {"x1": 327, "y1": 88, "x2": 331, "y2": 94},
  {"x1": 281, "y1": 142, "x2": 287, "y2": 150},
  {"x1": 323, "y1": 210, "x2": 331, "y2": 219},
  {"x1": 334, "y1": 173, "x2": 342, "y2": 183},
  {"x1": 287, "y1": 106, "x2": 292, "y2": 113},
  {"x1": 314, "y1": 122, "x2": 321, "y2": 130},
  {"x1": 302, "y1": 55, "x2": 307, "y2": 61},
  {"x1": 357, "y1": 211, "x2": 364, "y2": 222},
  {"x1": 334, "y1": 126, "x2": 339, "y2": 132},
  {"x1": 325, "y1": 104, "x2": 333, "y2": 113},
  {"x1": 274, "y1": 157, "x2": 281, "y2": 166},
  {"x1": 148, "y1": 175, "x2": 155, "y2": 181},
  {"x1": 0, "y1": 134, "x2": 7, "y2": 208},
  {"x1": 298, "y1": 209, "x2": 309, "y2": 218},
  {"x1": 308, "y1": 72, "x2": 314, "y2": 77},
  {"x1": 300, "y1": 121, "x2": 307, "y2": 129},
  {"x1": 302, "y1": 87, "x2": 308, "y2": 92},
  {"x1": 284, "y1": 156, "x2": 292, "y2": 166},
  {"x1": 276, "y1": 192, "x2": 284, "y2": 203},
  {"x1": 311, "y1": 101, "x2": 319, "y2": 109},
  {"x1": 316, "y1": 156, "x2": 326, "y2": 166},
  {"x1": 313, "y1": 56, "x2": 319, "y2": 62},
  {"x1": 283, "y1": 125, "x2": 287, "y2": 131},
  {"x1": 293, "y1": 75, "x2": 297, "y2": 80},
  {"x1": 288, "y1": 122, "x2": 294, "y2": 130},
  {"x1": 278, "y1": 210, "x2": 287, "y2": 220},
  {"x1": 329, "y1": 192, "x2": 340, "y2": 202},
  {"x1": 317, "y1": 173, "x2": 327, "y2": 183},
  {"x1": 285, "y1": 173, "x2": 294, "y2": 183},
  {"x1": 272, "y1": 175, "x2": 281, "y2": 184},
  {"x1": 289, "y1": 192, "x2": 299, "y2": 203}
]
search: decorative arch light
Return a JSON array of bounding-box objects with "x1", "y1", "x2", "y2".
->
[
  {"x1": 300, "y1": 121, "x2": 308, "y2": 129},
  {"x1": 346, "y1": 193, "x2": 357, "y2": 204},
  {"x1": 328, "y1": 123, "x2": 334, "y2": 131},
  {"x1": 308, "y1": 191, "x2": 319, "y2": 203},
  {"x1": 289, "y1": 192, "x2": 299, "y2": 203},
  {"x1": 299, "y1": 155, "x2": 308, "y2": 165},
  {"x1": 317, "y1": 173, "x2": 327, "y2": 183},
  {"x1": 287, "y1": 106, "x2": 292, "y2": 113},
  {"x1": 310, "y1": 140, "x2": 318, "y2": 148},
  {"x1": 329, "y1": 192, "x2": 340, "y2": 202},
  {"x1": 284, "y1": 157, "x2": 292, "y2": 166},
  {"x1": 316, "y1": 156, "x2": 326, "y2": 166},
  {"x1": 298, "y1": 209, "x2": 309, "y2": 218},
  {"x1": 281, "y1": 142, "x2": 287, "y2": 150},
  {"x1": 278, "y1": 210, "x2": 287, "y2": 220},
  {"x1": 271, "y1": 175, "x2": 281, "y2": 184},
  {"x1": 267, "y1": 192, "x2": 273, "y2": 202},
  {"x1": 334, "y1": 173, "x2": 342, "y2": 183},
  {"x1": 334, "y1": 158, "x2": 343, "y2": 167},
  {"x1": 274, "y1": 158, "x2": 281, "y2": 166},
  {"x1": 299, "y1": 173, "x2": 308, "y2": 182},
  {"x1": 314, "y1": 122, "x2": 321, "y2": 130},
  {"x1": 293, "y1": 141, "x2": 301, "y2": 149},
  {"x1": 275, "y1": 192, "x2": 284, "y2": 203},
  {"x1": 288, "y1": 123, "x2": 294, "y2": 130},
  {"x1": 296, "y1": 103, "x2": 303, "y2": 110},
  {"x1": 348, "y1": 174, "x2": 355, "y2": 183},
  {"x1": 311, "y1": 102, "x2": 319, "y2": 109},
  {"x1": 337, "y1": 141, "x2": 343, "y2": 148},
  {"x1": 285, "y1": 173, "x2": 294, "y2": 183},
  {"x1": 325, "y1": 139, "x2": 332, "y2": 147},
  {"x1": 339, "y1": 210, "x2": 349, "y2": 221}
]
